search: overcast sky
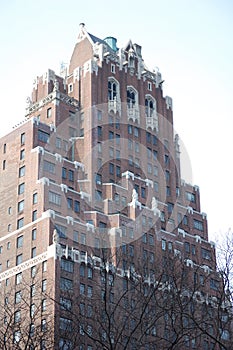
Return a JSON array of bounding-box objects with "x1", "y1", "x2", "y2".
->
[{"x1": 0, "y1": 0, "x2": 232, "y2": 240}]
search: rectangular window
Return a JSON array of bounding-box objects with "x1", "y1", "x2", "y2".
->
[
  {"x1": 60, "y1": 277, "x2": 73, "y2": 291},
  {"x1": 15, "y1": 291, "x2": 22, "y2": 304},
  {"x1": 134, "y1": 127, "x2": 139, "y2": 137},
  {"x1": 116, "y1": 166, "x2": 121, "y2": 177},
  {"x1": 109, "y1": 163, "x2": 114, "y2": 174},
  {"x1": 128, "y1": 125, "x2": 133, "y2": 134},
  {"x1": 62, "y1": 167, "x2": 67, "y2": 179},
  {"x1": 16, "y1": 254, "x2": 23, "y2": 265},
  {"x1": 97, "y1": 126, "x2": 102, "y2": 137},
  {"x1": 68, "y1": 169, "x2": 74, "y2": 181},
  {"x1": 49, "y1": 191, "x2": 61, "y2": 206},
  {"x1": 38, "y1": 130, "x2": 50, "y2": 143},
  {"x1": 67, "y1": 198, "x2": 73, "y2": 209},
  {"x1": 60, "y1": 297, "x2": 72, "y2": 311},
  {"x1": 109, "y1": 131, "x2": 114, "y2": 140},
  {"x1": 201, "y1": 248, "x2": 211, "y2": 260},
  {"x1": 162, "y1": 239, "x2": 166, "y2": 251},
  {"x1": 193, "y1": 219, "x2": 204, "y2": 231},
  {"x1": 21, "y1": 133, "x2": 25, "y2": 145},
  {"x1": 74, "y1": 200, "x2": 80, "y2": 213},
  {"x1": 32, "y1": 210, "x2": 37, "y2": 221},
  {"x1": 55, "y1": 224, "x2": 67, "y2": 238},
  {"x1": 42, "y1": 279, "x2": 47, "y2": 292},
  {"x1": 141, "y1": 187, "x2": 146, "y2": 198},
  {"x1": 19, "y1": 166, "x2": 25, "y2": 177},
  {"x1": 17, "y1": 235, "x2": 24, "y2": 248},
  {"x1": 56, "y1": 137, "x2": 61, "y2": 149},
  {"x1": 186, "y1": 192, "x2": 196, "y2": 203},
  {"x1": 185, "y1": 242, "x2": 190, "y2": 253},
  {"x1": 95, "y1": 190, "x2": 102, "y2": 201},
  {"x1": 17, "y1": 218, "x2": 24, "y2": 229},
  {"x1": 3, "y1": 143, "x2": 7, "y2": 153},
  {"x1": 43, "y1": 160, "x2": 55, "y2": 174},
  {"x1": 20, "y1": 149, "x2": 25, "y2": 160},
  {"x1": 16, "y1": 272, "x2": 22, "y2": 285},
  {"x1": 18, "y1": 200, "x2": 24, "y2": 213},
  {"x1": 146, "y1": 132, "x2": 152, "y2": 143},
  {"x1": 61, "y1": 259, "x2": 74, "y2": 273},
  {"x1": 31, "y1": 247, "x2": 36, "y2": 258},
  {"x1": 33, "y1": 193, "x2": 38, "y2": 204},
  {"x1": 32, "y1": 228, "x2": 37, "y2": 240},
  {"x1": 47, "y1": 108, "x2": 52, "y2": 118},
  {"x1": 73, "y1": 230, "x2": 79, "y2": 242}
]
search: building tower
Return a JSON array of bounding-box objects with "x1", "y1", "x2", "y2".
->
[{"x1": 0, "y1": 24, "x2": 230, "y2": 349}]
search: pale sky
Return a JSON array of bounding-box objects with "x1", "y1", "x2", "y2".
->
[{"x1": 0, "y1": 0, "x2": 232, "y2": 240}]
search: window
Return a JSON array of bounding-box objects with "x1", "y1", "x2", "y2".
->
[
  {"x1": 141, "y1": 187, "x2": 146, "y2": 198},
  {"x1": 31, "y1": 266, "x2": 36, "y2": 277},
  {"x1": 55, "y1": 224, "x2": 67, "y2": 238},
  {"x1": 16, "y1": 254, "x2": 23, "y2": 265},
  {"x1": 97, "y1": 110, "x2": 102, "y2": 121},
  {"x1": 116, "y1": 166, "x2": 121, "y2": 177},
  {"x1": 43, "y1": 160, "x2": 55, "y2": 174},
  {"x1": 49, "y1": 191, "x2": 61, "y2": 206},
  {"x1": 134, "y1": 127, "x2": 139, "y2": 137},
  {"x1": 97, "y1": 126, "x2": 102, "y2": 137},
  {"x1": 109, "y1": 130, "x2": 114, "y2": 140},
  {"x1": 166, "y1": 186, "x2": 171, "y2": 196},
  {"x1": 149, "y1": 234, "x2": 154, "y2": 245},
  {"x1": 167, "y1": 202, "x2": 173, "y2": 213},
  {"x1": 42, "y1": 261, "x2": 47, "y2": 272},
  {"x1": 74, "y1": 200, "x2": 80, "y2": 213},
  {"x1": 81, "y1": 233, "x2": 86, "y2": 245},
  {"x1": 17, "y1": 235, "x2": 24, "y2": 248},
  {"x1": 20, "y1": 149, "x2": 25, "y2": 160},
  {"x1": 56, "y1": 137, "x2": 61, "y2": 149},
  {"x1": 32, "y1": 210, "x2": 37, "y2": 221},
  {"x1": 62, "y1": 167, "x2": 67, "y2": 179},
  {"x1": 47, "y1": 108, "x2": 52, "y2": 118},
  {"x1": 185, "y1": 242, "x2": 190, "y2": 253},
  {"x1": 21, "y1": 133, "x2": 25, "y2": 145},
  {"x1": 162, "y1": 239, "x2": 166, "y2": 251},
  {"x1": 80, "y1": 283, "x2": 85, "y2": 295},
  {"x1": 147, "y1": 163, "x2": 152, "y2": 174},
  {"x1": 16, "y1": 272, "x2": 22, "y2": 285},
  {"x1": 17, "y1": 218, "x2": 24, "y2": 229},
  {"x1": 14, "y1": 310, "x2": 21, "y2": 323},
  {"x1": 32, "y1": 228, "x2": 37, "y2": 240},
  {"x1": 73, "y1": 230, "x2": 79, "y2": 242},
  {"x1": 68, "y1": 169, "x2": 74, "y2": 181},
  {"x1": 3, "y1": 143, "x2": 6, "y2": 153},
  {"x1": 60, "y1": 277, "x2": 73, "y2": 291},
  {"x1": 31, "y1": 284, "x2": 36, "y2": 297},
  {"x1": 15, "y1": 291, "x2": 22, "y2": 304},
  {"x1": 18, "y1": 200, "x2": 24, "y2": 213},
  {"x1": 42, "y1": 279, "x2": 47, "y2": 292},
  {"x1": 19, "y1": 166, "x2": 25, "y2": 177},
  {"x1": 128, "y1": 124, "x2": 133, "y2": 134},
  {"x1": 33, "y1": 193, "x2": 38, "y2": 204},
  {"x1": 42, "y1": 299, "x2": 46, "y2": 311},
  {"x1": 111, "y1": 64, "x2": 115, "y2": 73},
  {"x1": 95, "y1": 190, "x2": 102, "y2": 201},
  {"x1": 201, "y1": 248, "x2": 211, "y2": 260},
  {"x1": 145, "y1": 96, "x2": 155, "y2": 117},
  {"x1": 108, "y1": 79, "x2": 117, "y2": 100},
  {"x1": 67, "y1": 198, "x2": 73, "y2": 209},
  {"x1": 18, "y1": 183, "x2": 25, "y2": 194},
  {"x1": 127, "y1": 87, "x2": 136, "y2": 108},
  {"x1": 148, "y1": 81, "x2": 152, "y2": 91},
  {"x1": 60, "y1": 297, "x2": 72, "y2": 311},
  {"x1": 87, "y1": 286, "x2": 93, "y2": 298},
  {"x1": 109, "y1": 163, "x2": 114, "y2": 174},
  {"x1": 164, "y1": 154, "x2": 169, "y2": 166},
  {"x1": 41, "y1": 319, "x2": 47, "y2": 332},
  {"x1": 38, "y1": 130, "x2": 49, "y2": 143},
  {"x1": 193, "y1": 219, "x2": 204, "y2": 231},
  {"x1": 87, "y1": 267, "x2": 93, "y2": 279},
  {"x1": 31, "y1": 247, "x2": 36, "y2": 258},
  {"x1": 186, "y1": 191, "x2": 196, "y2": 203},
  {"x1": 61, "y1": 259, "x2": 74, "y2": 273}
]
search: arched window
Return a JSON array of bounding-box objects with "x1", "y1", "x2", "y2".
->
[
  {"x1": 145, "y1": 97, "x2": 155, "y2": 117},
  {"x1": 108, "y1": 81, "x2": 117, "y2": 101},
  {"x1": 127, "y1": 86, "x2": 139, "y2": 123},
  {"x1": 108, "y1": 78, "x2": 121, "y2": 115},
  {"x1": 127, "y1": 89, "x2": 135, "y2": 108}
]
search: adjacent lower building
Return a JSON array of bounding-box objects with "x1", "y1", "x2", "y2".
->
[{"x1": 0, "y1": 24, "x2": 231, "y2": 349}]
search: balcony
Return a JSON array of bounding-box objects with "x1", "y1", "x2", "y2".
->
[{"x1": 127, "y1": 102, "x2": 140, "y2": 123}]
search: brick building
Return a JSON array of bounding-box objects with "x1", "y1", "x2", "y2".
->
[{"x1": 0, "y1": 24, "x2": 230, "y2": 349}]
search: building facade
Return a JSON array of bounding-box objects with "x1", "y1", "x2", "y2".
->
[{"x1": 0, "y1": 24, "x2": 231, "y2": 349}]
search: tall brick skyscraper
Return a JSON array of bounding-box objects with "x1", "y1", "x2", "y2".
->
[{"x1": 0, "y1": 24, "x2": 230, "y2": 349}]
